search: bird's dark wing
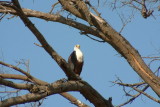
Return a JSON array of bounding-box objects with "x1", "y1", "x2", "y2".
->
[
  {"x1": 68, "y1": 51, "x2": 77, "y2": 70},
  {"x1": 68, "y1": 51, "x2": 83, "y2": 75},
  {"x1": 75, "y1": 61, "x2": 84, "y2": 75},
  {"x1": 68, "y1": 51, "x2": 77, "y2": 64}
]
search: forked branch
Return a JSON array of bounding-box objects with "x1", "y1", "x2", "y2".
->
[{"x1": 7, "y1": 0, "x2": 113, "y2": 106}]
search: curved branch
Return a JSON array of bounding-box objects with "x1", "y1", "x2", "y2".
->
[
  {"x1": 59, "y1": 0, "x2": 160, "y2": 97},
  {"x1": 0, "y1": 78, "x2": 32, "y2": 90},
  {"x1": 1, "y1": 1, "x2": 160, "y2": 95},
  {"x1": 0, "y1": 80, "x2": 113, "y2": 107},
  {"x1": 0, "y1": 61, "x2": 48, "y2": 85},
  {"x1": 131, "y1": 86, "x2": 160, "y2": 103},
  {"x1": 9, "y1": 1, "x2": 113, "y2": 107},
  {"x1": 0, "y1": 61, "x2": 32, "y2": 78},
  {"x1": 0, "y1": 4, "x2": 108, "y2": 42},
  {"x1": 11, "y1": 0, "x2": 79, "y2": 80},
  {"x1": 0, "y1": 61, "x2": 88, "y2": 107},
  {"x1": 0, "y1": 74, "x2": 31, "y2": 82},
  {"x1": 117, "y1": 84, "x2": 149, "y2": 107},
  {"x1": 113, "y1": 80, "x2": 160, "y2": 104}
]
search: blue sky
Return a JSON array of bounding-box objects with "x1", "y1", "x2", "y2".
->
[{"x1": 0, "y1": 0, "x2": 160, "y2": 107}]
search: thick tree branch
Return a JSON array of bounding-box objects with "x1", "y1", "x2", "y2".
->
[
  {"x1": 72, "y1": 0, "x2": 92, "y2": 25},
  {"x1": 11, "y1": 0, "x2": 79, "y2": 80},
  {"x1": 8, "y1": 1, "x2": 113, "y2": 107},
  {"x1": 0, "y1": 5, "x2": 108, "y2": 42},
  {"x1": 59, "y1": 0, "x2": 160, "y2": 97},
  {"x1": 0, "y1": 80, "x2": 113, "y2": 107},
  {"x1": 1, "y1": 1, "x2": 160, "y2": 93},
  {"x1": 0, "y1": 80, "x2": 82, "y2": 107},
  {"x1": 0, "y1": 61, "x2": 88, "y2": 107}
]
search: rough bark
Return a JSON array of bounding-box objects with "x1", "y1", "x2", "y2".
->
[
  {"x1": 58, "y1": 0, "x2": 160, "y2": 97},
  {"x1": 0, "y1": 79, "x2": 112, "y2": 107},
  {"x1": 0, "y1": 0, "x2": 113, "y2": 107},
  {"x1": 0, "y1": 0, "x2": 160, "y2": 106}
]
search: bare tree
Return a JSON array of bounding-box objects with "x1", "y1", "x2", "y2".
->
[{"x1": 0, "y1": 0, "x2": 160, "y2": 107}]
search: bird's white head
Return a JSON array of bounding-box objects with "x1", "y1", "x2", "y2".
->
[{"x1": 74, "y1": 44, "x2": 80, "y2": 51}]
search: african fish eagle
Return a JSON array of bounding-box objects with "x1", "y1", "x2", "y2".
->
[{"x1": 68, "y1": 44, "x2": 84, "y2": 75}]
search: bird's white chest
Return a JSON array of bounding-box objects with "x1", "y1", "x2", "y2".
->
[{"x1": 75, "y1": 50, "x2": 83, "y2": 62}]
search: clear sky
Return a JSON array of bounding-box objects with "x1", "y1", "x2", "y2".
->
[{"x1": 0, "y1": 0, "x2": 160, "y2": 107}]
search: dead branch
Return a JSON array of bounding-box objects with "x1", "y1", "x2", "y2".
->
[
  {"x1": 12, "y1": 0, "x2": 81, "y2": 80},
  {"x1": 0, "y1": 80, "x2": 112, "y2": 107},
  {"x1": 59, "y1": 0, "x2": 160, "y2": 97},
  {"x1": 0, "y1": 61, "x2": 48, "y2": 85},
  {"x1": 0, "y1": 13, "x2": 6, "y2": 21},
  {"x1": 118, "y1": 12, "x2": 134, "y2": 33},
  {"x1": 80, "y1": 31, "x2": 105, "y2": 43},
  {"x1": 49, "y1": 1, "x2": 59, "y2": 14},
  {"x1": 142, "y1": 56, "x2": 160, "y2": 59},
  {"x1": 113, "y1": 80, "x2": 160, "y2": 104},
  {"x1": 60, "y1": 92, "x2": 89, "y2": 107},
  {"x1": 0, "y1": 4, "x2": 107, "y2": 42},
  {"x1": 0, "y1": 0, "x2": 159, "y2": 106},
  {"x1": 0, "y1": 90, "x2": 20, "y2": 93},
  {"x1": 117, "y1": 84, "x2": 149, "y2": 107},
  {"x1": 34, "y1": 43, "x2": 43, "y2": 47},
  {"x1": 113, "y1": 0, "x2": 156, "y2": 18},
  {"x1": 112, "y1": 81, "x2": 146, "y2": 87},
  {"x1": 0, "y1": 61, "x2": 34, "y2": 79},
  {"x1": 9, "y1": 0, "x2": 113, "y2": 106},
  {"x1": 0, "y1": 78, "x2": 32, "y2": 90},
  {"x1": 0, "y1": 74, "x2": 31, "y2": 82},
  {"x1": 131, "y1": 86, "x2": 160, "y2": 103},
  {"x1": 0, "y1": 61, "x2": 89, "y2": 107},
  {"x1": 111, "y1": 75, "x2": 160, "y2": 106}
]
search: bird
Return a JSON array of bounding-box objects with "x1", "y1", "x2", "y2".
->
[{"x1": 68, "y1": 44, "x2": 84, "y2": 75}]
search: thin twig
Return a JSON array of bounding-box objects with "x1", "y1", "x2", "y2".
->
[
  {"x1": 12, "y1": 0, "x2": 79, "y2": 80},
  {"x1": 0, "y1": 61, "x2": 34, "y2": 79},
  {"x1": 118, "y1": 12, "x2": 134, "y2": 33},
  {"x1": 0, "y1": 61, "x2": 48, "y2": 85},
  {"x1": 131, "y1": 86, "x2": 160, "y2": 103},
  {"x1": 142, "y1": 56, "x2": 160, "y2": 59},
  {"x1": 148, "y1": 59, "x2": 160, "y2": 68},
  {"x1": 113, "y1": 80, "x2": 160, "y2": 104},
  {"x1": 49, "y1": 1, "x2": 59, "y2": 14},
  {"x1": 117, "y1": 85, "x2": 149, "y2": 107},
  {"x1": 112, "y1": 81, "x2": 146, "y2": 87},
  {"x1": 34, "y1": 43, "x2": 42, "y2": 47},
  {"x1": 80, "y1": 31, "x2": 105, "y2": 43},
  {"x1": 0, "y1": 89, "x2": 20, "y2": 93},
  {"x1": 0, "y1": 13, "x2": 6, "y2": 21}
]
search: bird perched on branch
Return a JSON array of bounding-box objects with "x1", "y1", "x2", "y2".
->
[{"x1": 68, "y1": 44, "x2": 84, "y2": 75}]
